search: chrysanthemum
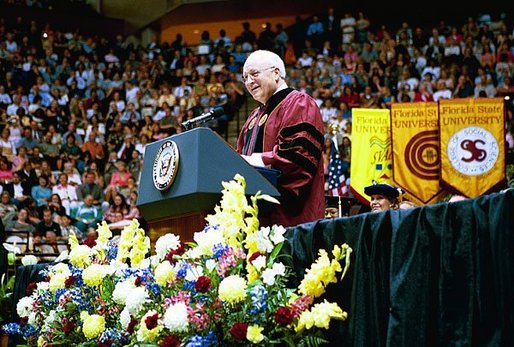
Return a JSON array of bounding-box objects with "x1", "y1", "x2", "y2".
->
[{"x1": 218, "y1": 275, "x2": 247, "y2": 303}]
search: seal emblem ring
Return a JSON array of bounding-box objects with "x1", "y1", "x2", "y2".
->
[{"x1": 153, "y1": 140, "x2": 180, "y2": 191}]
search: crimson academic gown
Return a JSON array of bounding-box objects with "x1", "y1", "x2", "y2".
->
[{"x1": 237, "y1": 88, "x2": 325, "y2": 227}]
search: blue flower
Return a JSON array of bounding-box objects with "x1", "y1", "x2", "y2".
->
[
  {"x1": 185, "y1": 331, "x2": 218, "y2": 346},
  {"x1": 212, "y1": 244, "x2": 228, "y2": 258},
  {"x1": 176, "y1": 261, "x2": 190, "y2": 279}
]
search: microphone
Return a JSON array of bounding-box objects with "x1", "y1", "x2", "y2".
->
[{"x1": 181, "y1": 106, "x2": 225, "y2": 130}]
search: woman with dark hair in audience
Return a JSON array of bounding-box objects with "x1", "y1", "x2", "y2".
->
[
  {"x1": 104, "y1": 192, "x2": 129, "y2": 224},
  {"x1": 42, "y1": 193, "x2": 66, "y2": 223}
]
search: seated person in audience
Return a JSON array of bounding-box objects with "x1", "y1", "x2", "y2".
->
[
  {"x1": 364, "y1": 182, "x2": 405, "y2": 212},
  {"x1": 5, "y1": 208, "x2": 36, "y2": 252},
  {"x1": 34, "y1": 207, "x2": 63, "y2": 253},
  {"x1": 104, "y1": 192, "x2": 129, "y2": 224},
  {"x1": 59, "y1": 213, "x2": 84, "y2": 243},
  {"x1": 52, "y1": 172, "x2": 79, "y2": 216},
  {"x1": 2, "y1": 171, "x2": 31, "y2": 208},
  {"x1": 31, "y1": 174, "x2": 53, "y2": 207},
  {"x1": 104, "y1": 160, "x2": 131, "y2": 203},
  {"x1": 78, "y1": 170, "x2": 108, "y2": 212},
  {"x1": 74, "y1": 194, "x2": 101, "y2": 234},
  {"x1": 0, "y1": 191, "x2": 18, "y2": 225},
  {"x1": 125, "y1": 190, "x2": 141, "y2": 220},
  {"x1": 0, "y1": 157, "x2": 14, "y2": 183}
]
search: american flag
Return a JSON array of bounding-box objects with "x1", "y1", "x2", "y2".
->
[{"x1": 327, "y1": 140, "x2": 349, "y2": 197}]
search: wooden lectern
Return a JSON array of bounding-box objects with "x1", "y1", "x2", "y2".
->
[{"x1": 137, "y1": 128, "x2": 280, "y2": 249}]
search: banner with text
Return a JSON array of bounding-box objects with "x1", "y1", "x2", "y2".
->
[
  {"x1": 350, "y1": 108, "x2": 392, "y2": 203},
  {"x1": 391, "y1": 102, "x2": 444, "y2": 204},
  {"x1": 439, "y1": 98, "x2": 505, "y2": 197}
]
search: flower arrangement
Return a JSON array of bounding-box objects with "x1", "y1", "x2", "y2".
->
[{"x1": 3, "y1": 174, "x2": 352, "y2": 346}]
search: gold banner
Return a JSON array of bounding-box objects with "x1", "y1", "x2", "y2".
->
[
  {"x1": 439, "y1": 98, "x2": 505, "y2": 198},
  {"x1": 391, "y1": 102, "x2": 444, "y2": 204},
  {"x1": 350, "y1": 108, "x2": 392, "y2": 203}
]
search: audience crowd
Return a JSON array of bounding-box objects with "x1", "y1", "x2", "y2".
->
[{"x1": 1, "y1": 2, "x2": 514, "y2": 255}]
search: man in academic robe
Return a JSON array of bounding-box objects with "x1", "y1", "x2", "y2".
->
[{"x1": 237, "y1": 50, "x2": 325, "y2": 228}]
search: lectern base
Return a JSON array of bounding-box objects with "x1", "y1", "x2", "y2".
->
[{"x1": 147, "y1": 211, "x2": 209, "y2": 252}]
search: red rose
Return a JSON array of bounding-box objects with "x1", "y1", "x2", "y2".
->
[
  {"x1": 275, "y1": 306, "x2": 295, "y2": 326},
  {"x1": 62, "y1": 321, "x2": 76, "y2": 335},
  {"x1": 165, "y1": 242, "x2": 186, "y2": 263},
  {"x1": 19, "y1": 316, "x2": 28, "y2": 326},
  {"x1": 83, "y1": 236, "x2": 97, "y2": 248},
  {"x1": 145, "y1": 312, "x2": 160, "y2": 330},
  {"x1": 127, "y1": 318, "x2": 138, "y2": 334},
  {"x1": 248, "y1": 252, "x2": 263, "y2": 264},
  {"x1": 64, "y1": 275, "x2": 76, "y2": 288},
  {"x1": 160, "y1": 335, "x2": 181, "y2": 347},
  {"x1": 25, "y1": 282, "x2": 37, "y2": 296},
  {"x1": 229, "y1": 322, "x2": 248, "y2": 341},
  {"x1": 194, "y1": 276, "x2": 211, "y2": 293}
]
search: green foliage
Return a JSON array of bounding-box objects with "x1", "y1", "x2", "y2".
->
[
  {"x1": 507, "y1": 164, "x2": 514, "y2": 188},
  {"x1": 0, "y1": 273, "x2": 15, "y2": 326}
]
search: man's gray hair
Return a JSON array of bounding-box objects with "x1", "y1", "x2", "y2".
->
[{"x1": 245, "y1": 50, "x2": 286, "y2": 79}]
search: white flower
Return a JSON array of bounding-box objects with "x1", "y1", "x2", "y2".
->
[
  {"x1": 44, "y1": 310, "x2": 57, "y2": 326},
  {"x1": 17, "y1": 296, "x2": 34, "y2": 317},
  {"x1": 270, "y1": 225, "x2": 286, "y2": 245},
  {"x1": 255, "y1": 227, "x2": 273, "y2": 253},
  {"x1": 125, "y1": 286, "x2": 149, "y2": 314},
  {"x1": 28, "y1": 311, "x2": 37, "y2": 326},
  {"x1": 37, "y1": 282, "x2": 49, "y2": 291},
  {"x1": 262, "y1": 268, "x2": 277, "y2": 285},
  {"x1": 205, "y1": 259, "x2": 217, "y2": 272},
  {"x1": 112, "y1": 279, "x2": 136, "y2": 305},
  {"x1": 185, "y1": 264, "x2": 204, "y2": 282},
  {"x1": 188, "y1": 228, "x2": 225, "y2": 258},
  {"x1": 155, "y1": 233, "x2": 181, "y2": 260},
  {"x1": 272, "y1": 262, "x2": 286, "y2": 277},
  {"x1": 120, "y1": 308, "x2": 131, "y2": 330},
  {"x1": 262, "y1": 262, "x2": 286, "y2": 285},
  {"x1": 21, "y1": 255, "x2": 38, "y2": 266},
  {"x1": 253, "y1": 255, "x2": 266, "y2": 271},
  {"x1": 162, "y1": 302, "x2": 189, "y2": 332}
]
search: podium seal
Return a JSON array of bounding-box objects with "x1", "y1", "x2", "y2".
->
[{"x1": 153, "y1": 140, "x2": 180, "y2": 191}]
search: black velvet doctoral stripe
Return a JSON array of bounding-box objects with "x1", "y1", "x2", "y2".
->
[
  {"x1": 279, "y1": 122, "x2": 324, "y2": 147},
  {"x1": 280, "y1": 137, "x2": 322, "y2": 160},
  {"x1": 277, "y1": 149, "x2": 317, "y2": 175}
]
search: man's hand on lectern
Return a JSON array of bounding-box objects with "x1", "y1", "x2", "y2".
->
[{"x1": 241, "y1": 153, "x2": 265, "y2": 167}]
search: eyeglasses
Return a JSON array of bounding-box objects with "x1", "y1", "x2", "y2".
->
[{"x1": 242, "y1": 66, "x2": 276, "y2": 83}]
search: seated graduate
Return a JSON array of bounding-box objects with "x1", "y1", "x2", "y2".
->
[{"x1": 364, "y1": 182, "x2": 405, "y2": 213}]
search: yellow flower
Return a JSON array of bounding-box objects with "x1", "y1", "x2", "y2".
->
[
  {"x1": 154, "y1": 261, "x2": 175, "y2": 286},
  {"x1": 218, "y1": 275, "x2": 247, "y2": 303},
  {"x1": 82, "y1": 264, "x2": 106, "y2": 287},
  {"x1": 295, "y1": 300, "x2": 346, "y2": 332},
  {"x1": 246, "y1": 325, "x2": 264, "y2": 344},
  {"x1": 48, "y1": 271, "x2": 68, "y2": 293},
  {"x1": 116, "y1": 220, "x2": 150, "y2": 267},
  {"x1": 68, "y1": 230, "x2": 79, "y2": 250},
  {"x1": 69, "y1": 244, "x2": 92, "y2": 268},
  {"x1": 298, "y1": 247, "x2": 343, "y2": 298},
  {"x1": 96, "y1": 221, "x2": 112, "y2": 246},
  {"x1": 81, "y1": 312, "x2": 106, "y2": 339}
]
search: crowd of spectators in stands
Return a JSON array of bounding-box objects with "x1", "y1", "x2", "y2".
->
[{"x1": 1, "y1": 2, "x2": 514, "y2": 255}]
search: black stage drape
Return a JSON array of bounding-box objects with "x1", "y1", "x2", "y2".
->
[{"x1": 280, "y1": 188, "x2": 514, "y2": 347}]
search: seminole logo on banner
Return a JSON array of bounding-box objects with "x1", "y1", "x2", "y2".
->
[
  {"x1": 350, "y1": 108, "x2": 392, "y2": 203},
  {"x1": 439, "y1": 98, "x2": 505, "y2": 198},
  {"x1": 391, "y1": 102, "x2": 444, "y2": 205}
]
